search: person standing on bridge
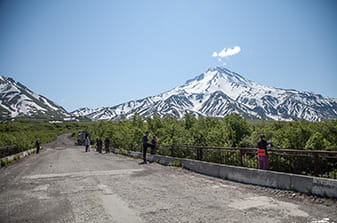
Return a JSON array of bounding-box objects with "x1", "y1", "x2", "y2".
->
[
  {"x1": 95, "y1": 138, "x2": 99, "y2": 152},
  {"x1": 257, "y1": 134, "x2": 271, "y2": 170},
  {"x1": 97, "y1": 138, "x2": 103, "y2": 153},
  {"x1": 141, "y1": 132, "x2": 150, "y2": 164},
  {"x1": 85, "y1": 134, "x2": 90, "y2": 152},
  {"x1": 35, "y1": 139, "x2": 41, "y2": 154},
  {"x1": 149, "y1": 135, "x2": 158, "y2": 163},
  {"x1": 104, "y1": 137, "x2": 110, "y2": 153}
]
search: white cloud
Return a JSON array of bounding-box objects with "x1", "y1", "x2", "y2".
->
[{"x1": 212, "y1": 46, "x2": 241, "y2": 58}]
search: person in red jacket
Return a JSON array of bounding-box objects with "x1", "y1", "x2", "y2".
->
[{"x1": 257, "y1": 134, "x2": 270, "y2": 170}]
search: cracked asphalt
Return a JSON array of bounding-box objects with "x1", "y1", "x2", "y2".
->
[{"x1": 0, "y1": 134, "x2": 336, "y2": 223}]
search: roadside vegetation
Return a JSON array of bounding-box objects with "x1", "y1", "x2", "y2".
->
[
  {"x1": 0, "y1": 122, "x2": 87, "y2": 155},
  {"x1": 76, "y1": 113, "x2": 337, "y2": 178},
  {"x1": 1, "y1": 113, "x2": 336, "y2": 176},
  {"x1": 2, "y1": 113, "x2": 336, "y2": 152},
  {"x1": 79, "y1": 113, "x2": 337, "y2": 152}
]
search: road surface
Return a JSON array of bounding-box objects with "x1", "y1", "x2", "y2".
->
[{"x1": 0, "y1": 134, "x2": 336, "y2": 223}]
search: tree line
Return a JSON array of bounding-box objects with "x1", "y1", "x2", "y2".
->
[
  {"x1": 1, "y1": 113, "x2": 336, "y2": 152},
  {"x1": 0, "y1": 122, "x2": 84, "y2": 150},
  {"x1": 81, "y1": 113, "x2": 337, "y2": 151}
]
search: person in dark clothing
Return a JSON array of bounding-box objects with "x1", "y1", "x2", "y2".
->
[
  {"x1": 149, "y1": 135, "x2": 158, "y2": 163},
  {"x1": 141, "y1": 132, "x2": 150, "y2": 163},
  {"x1": 85, "y1": 134, "x2": 90, "y2": 152},
  {"x1": 35, "y1": 139, "x2": 41, "y2": 154},
  {"x1": 104, "y1": 137, "x2": 110, "y2": 153},
  {"x1": 96, "y1": 138, "x2": 99, "y2": 152},
  {"x1": 97, "y1": 138, "x2": 103, "y2": 153},
  {"x1": 257, "y1": 134, "x2": 271, "y2": 170},
  {"x1": 150, "y1": 135, "x2": 157, "y2": 154}
]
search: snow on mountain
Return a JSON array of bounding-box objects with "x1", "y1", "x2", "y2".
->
[
  {"x1": 71, "y1": 67, "x2": 337, "y2": 121},
  {"x1": 0, "y1": 76, "x2": 69, "y2": 119}
]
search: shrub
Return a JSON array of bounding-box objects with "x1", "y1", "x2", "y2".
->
[
  {"x1": 172, "y1": 160, "x2": 183, "y2": 167},
  {"x1": 1, "y1": 160, "x2": 6, "y2": 167}
]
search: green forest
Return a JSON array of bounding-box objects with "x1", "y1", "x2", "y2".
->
[
  {"x1": 0, "y1": 122, "x2": 80, "y2": 149},
  {"x1": 1, "y1": 113, "x2": 337, "y2": 177},
  {"x1": 1, "y1": 113, "x2": 337, "y2": 151},
  {"x1": 79, "y1": 113, "x2": 337, "y2": 151},
  {"x1": 77, "y1": 113, "x2": 337, "y2": 178}
]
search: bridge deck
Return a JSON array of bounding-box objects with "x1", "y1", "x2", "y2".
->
[{"x1": 0, "y1": 134, "x2": 336, "y2": 223}]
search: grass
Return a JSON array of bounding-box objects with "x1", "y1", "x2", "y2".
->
[
  {"x1": 1, "y1": 160, "x2": 6, "y2": 167},
  {"x1": 172, "y1": 160, "x2": 183, "y2": 167}
]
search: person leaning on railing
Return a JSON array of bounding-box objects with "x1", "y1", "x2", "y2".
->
[{"x1": 257, "y1": 134, "x2": 272, "y2": 170}]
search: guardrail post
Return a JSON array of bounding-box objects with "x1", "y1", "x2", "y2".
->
[
  {"x1": 239, "y1": 150, "x2": 244, "y2": 166},
  {"x1": 196, "y1": 148, "x2": 203, "y2": 160},
  {"x1": 313, "y1": 154, "x2": 319, "y2": 177},
  {"x1": 170, "y1": 146, "x2": 174, "y2": 157}
]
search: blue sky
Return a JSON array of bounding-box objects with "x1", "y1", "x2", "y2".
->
[{"x1": 1, "y1": 0, "x2": 337, "y2": 111}]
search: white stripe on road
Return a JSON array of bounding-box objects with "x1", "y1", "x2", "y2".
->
[{"x1": 23, "y1": 169, "x2": 144, "y2": 179}]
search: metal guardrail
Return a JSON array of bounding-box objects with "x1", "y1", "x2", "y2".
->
[
  {"x1": 158, "y1": 145, "x2": 337, "y2": 179},
  {"x1": 0, "y1": 145, "x2": 22, "y2": 159}
]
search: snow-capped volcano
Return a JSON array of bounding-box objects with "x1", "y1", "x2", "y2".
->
[
  {"x1": 72, "y1": 67, "x2": 337, "y2": 121},
  {"x1": 0, "y1": 76, "x2": 69, "y2": 119}
]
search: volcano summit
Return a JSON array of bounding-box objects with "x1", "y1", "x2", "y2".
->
[{"x1": 72, "y1": 67, "x2": 337, "y2": 121}]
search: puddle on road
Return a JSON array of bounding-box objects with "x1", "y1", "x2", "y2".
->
[{"x1": 228, "y1": 196, "x2": 309, "y2": 218}]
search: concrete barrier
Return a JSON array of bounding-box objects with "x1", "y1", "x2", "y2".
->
[
  {"x1": 312, "y1": 178, "x2": 337, "y2": 198},
  {"x1": 1, "y1": 148, "x2": 37, "y2": 167},
  {"x1": 153, "y1": 155, "x2": 173, "y2": 165},
  {"x1": 115, "y1": 150, "x2": 337, "y2": 198},
  {"x1": 289, "y1": 174, "x2": 313, "y2": 194}
]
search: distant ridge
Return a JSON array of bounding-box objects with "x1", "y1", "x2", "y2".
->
[
  {"x1": 71, "y1": 67, "x2": 337, "y2": 121},
  {"x1": 0, "y1": 76, "x2": 69, "y2": 120}
]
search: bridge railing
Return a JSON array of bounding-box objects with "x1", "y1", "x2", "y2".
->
[
  {"x1": 158, "y1": 145, "x2": 337, "y2": 179},
  {"x1": 0, "y1": 145, "x2": 22, "y2": 159}
]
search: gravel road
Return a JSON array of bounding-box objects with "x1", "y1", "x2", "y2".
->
[{"x1": 0, "y1": 134, "x2": 336, "y2": 223}]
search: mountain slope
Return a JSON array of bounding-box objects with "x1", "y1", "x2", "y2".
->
[
  {"x1": 72, "y1": 67, "x2": 337, "y2": 121},
  {"x1": 0, "y1": 76, "x2": 69, "y2": 120}
]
